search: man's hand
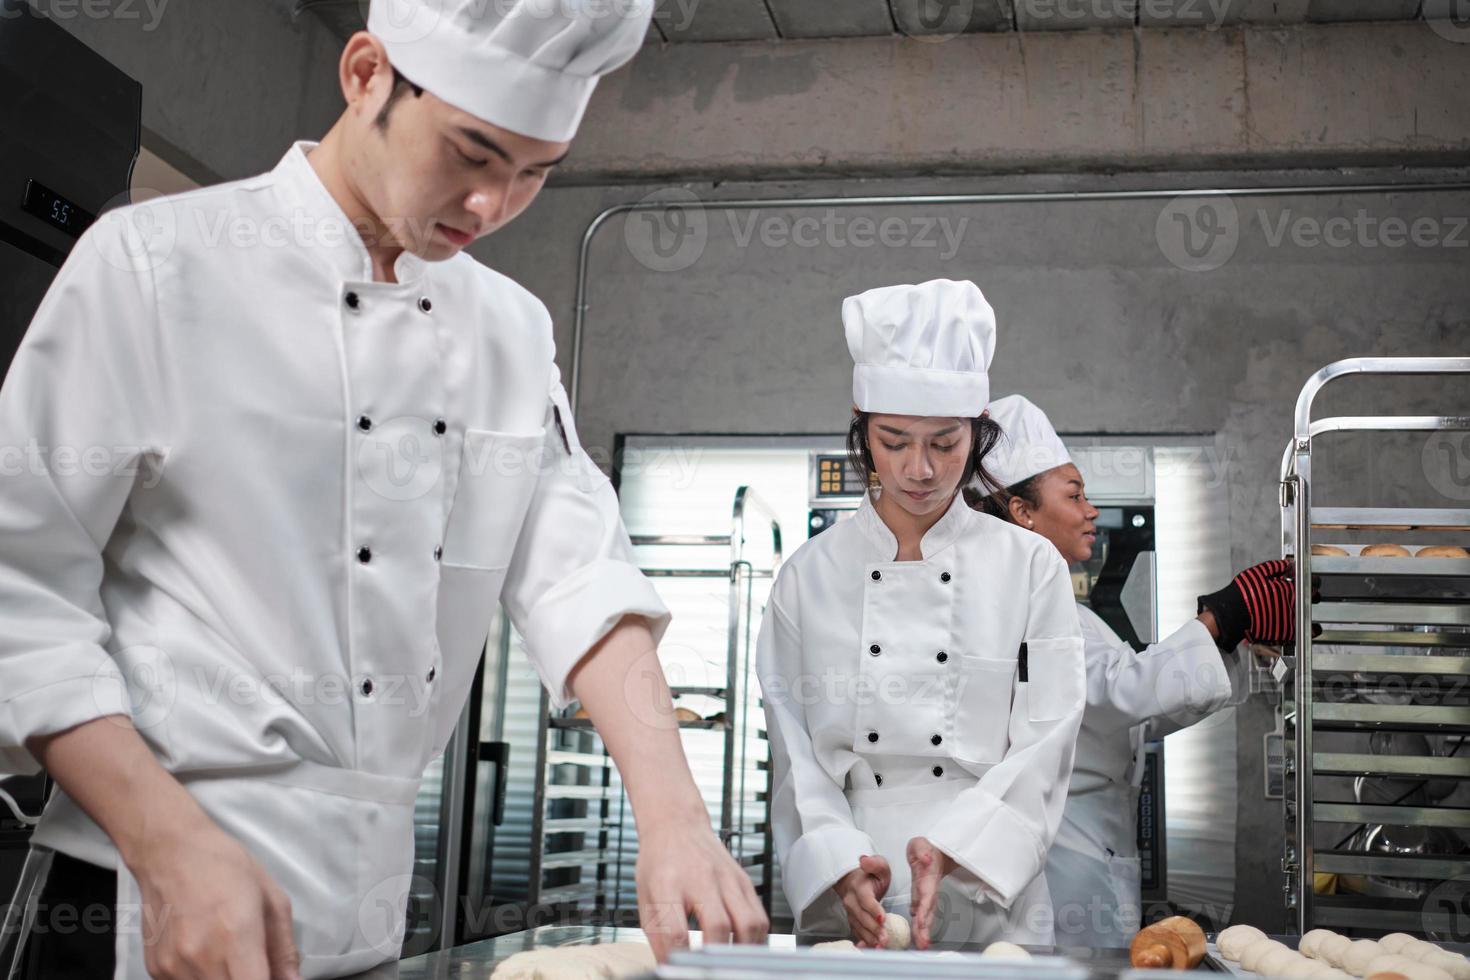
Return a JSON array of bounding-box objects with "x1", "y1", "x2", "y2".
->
[
  {"x1": 832, "y1": 855, "x2": 890, "y2": 947},
  {"x1": 27, "y1": 716, "x2": 303, "y2": 980},
  {"x1": 906, "y1": 836, "x2": 957, "y2": 950},
  {"x1": 635, "y1": 812, "x2": 768, "y2": 959},
  {"x1": 132, "y1": 811, "x2": 303, "y2": 980},
  {"x1": 568, "y1": 616, "x2": 770, "y2": 962}
]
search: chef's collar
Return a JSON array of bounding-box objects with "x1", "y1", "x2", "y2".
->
[
  {"x1": 273, "y1": 141, "x2": 428, "y2": 285},
  {"x1": 854, "y1": 488, "x2": 973, "y2": 562}
]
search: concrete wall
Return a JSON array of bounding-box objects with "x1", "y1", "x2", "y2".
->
[
  {"x1": 467, "y1": 166, "x2": 1470, "y2": 931},
  {"x1": 27, "y1": 0, "x2": 345, "y2": 184}
]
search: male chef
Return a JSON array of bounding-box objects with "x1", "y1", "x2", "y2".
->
[{"x1": 0, "y1": 1, "x2": 766, "y2": 977}]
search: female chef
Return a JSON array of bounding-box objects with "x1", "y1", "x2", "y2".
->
[
  {"x1": 0, "y1": 1, "x2": 764, "y2": 977},
  {"x1": 756, "y1": 280, "x2": 1087, "y2": 950},
  {"x1": 974, "y1": 394, "x2": 1297, "y2": 947}
]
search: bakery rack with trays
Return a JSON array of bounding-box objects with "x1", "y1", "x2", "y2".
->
[
  {"x1": 1278, "y1": 356, "x2": 1470, "y2": 936},
  {"x1": 525, "y1": 487, "x2": 783, "y2": 920}
]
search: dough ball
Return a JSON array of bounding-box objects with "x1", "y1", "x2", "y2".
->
[
  {"x1": 983, "y1": 941, "x2": 1032, "y2": 960},
  {"x1": 881, "y1": 913, "x2": 911, "y2": 951},
  {"x1": 1303, "y1": 930, "x2": 1341, "y2": 959},
  {"x1": 1368, "y1": 956, "x2": 1424, "y2": 978},
  {"x1": 491, "y1": 943, "x2": 656, "y2": 979},
  {"x1": 1365, "y1": 973, "x2": 1410, "y2": 980},
  {"x1": 1420, "y1": 951, "x2": 1470, "y2": 980},
  {"x1": 1320, "y1": 936, "x2": 1357, "y2": 967},
  {"x1": 1280, "y1": 957, "x2": 1326, "y2": 978},
  {"x1": 1345, "y1": 941, "x2": 1386, "y2": 977},
  {"x1": 1401, "y1": 940, "x2": 1440, "y2": 961},
  {"x1": 812, "y1": 940, "x2": 859, "y2": 953},
  {"x1": 1315, "y1": 967, "x2": 1355, "y2": 979},
  {"x1": 1381, "y1": 936, "x2": 1422, "y2": 955},
  {"x1": 1220, "y1": 925, "x2": 1270, "y2": 961},
  {"x1": 1261, "y1": 948, "x2": 1309, "y2": 976},
  {"x1": 1242, "y1": 939, "x2": 1292, "y2": 972}
]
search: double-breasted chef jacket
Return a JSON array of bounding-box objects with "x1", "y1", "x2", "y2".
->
[
  {"x1": 756, "y1": 490, "x2": 1086, "y2": 945},
  {"x1": 0, "y1": 141, "x2": 670, "y2": 977},
  {"x1": 1045, "y1": 605, "x2": 1247, "y2": 947}
]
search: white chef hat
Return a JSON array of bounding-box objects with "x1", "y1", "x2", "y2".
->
[
  {"x1": 984, "y1": 394, "x2": 1073, "y2": 490},
  {"x1": 367, "y1": 0, "x2": 653, "y2": 142},
  {"x1": 843, "y1": 279, "x2": 997, "y2": 418}
]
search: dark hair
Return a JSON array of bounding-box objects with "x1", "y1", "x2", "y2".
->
[
  {"x1": 847, "y1": 411, "x2": 1010, "y2": 510},
  {"x1": 374, "y1": 68, "x2": 424, "y2": 131},
  {"x1": 967, "y1": 472, "x2": 1044, "y2": 523}
]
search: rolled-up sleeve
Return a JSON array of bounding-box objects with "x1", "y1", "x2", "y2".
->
[
  {"x1": 499, "y1": 369, "x2": 670, "y2": 709},
  {"x1": 928, "y1": 549, "x2": 1085, "y2": 908},
  {"x1": 0, "y1": 219, "x2": 170, "y2": 775}
]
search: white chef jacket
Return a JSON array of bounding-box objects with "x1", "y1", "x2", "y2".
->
[
  {"x1": 756, "y1": 491, "x2": 1085, "y2": 940},
  {"x1": 0, "y1": 142, "x2": 669, "y2": 977},
  {"x1": 1046, "y1": 604, "x2": 1248, "y2": 947}
]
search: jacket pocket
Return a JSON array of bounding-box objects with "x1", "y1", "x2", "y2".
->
[
  {"x1": 952, "y1": 655, "x2": 1015, "y2": 765},
  {"x1": 1024, "y1": 635, "x2": 1086, "y2": 723},
  {"x1": 439, "y1": 428, "x2": 544, "y2": 571}
]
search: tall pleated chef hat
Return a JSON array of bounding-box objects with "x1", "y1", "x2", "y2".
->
[
  {"x1": 367, "y1": 0, "x2": 654, "y2": 142},
  {"x1": 983, "y1": 394, "x2": 1073, "y2": 490},
  {"x1": 843, "y1": 279, "x2": 997, "y2": 418}
]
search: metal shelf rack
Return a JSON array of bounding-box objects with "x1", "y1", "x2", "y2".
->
[
  {"x1": 1280, "y1": 356, "x2": 1470, "y2": 936},
  {"x1": 526, "y1": 487, "x2": 784, "y2": 920}
]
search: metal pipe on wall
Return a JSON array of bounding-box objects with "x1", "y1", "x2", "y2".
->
[{"x1": 568, "y1": 180, "x2": 1470, "y2": 415}]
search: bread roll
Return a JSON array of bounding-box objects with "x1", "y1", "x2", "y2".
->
[
  {"x1": 1361, "y1": 544, "x2": 1412, "y2": 558},
  {"x1": 1132, "y1": 927, "x2": 1191, "y2": 969},
  {"x1": 673, "y1": 707, "x2": 702, "y2": 723},
  {"x1": 982, "y1": 941, "x2": 1032, "y2": 959},
  {"x1": 1312, "y1": 545, "x2": 1351, "y2": 557},
  {"x1": 1219, "y1": 924, "x2": 1268, "y2": 960},
  {"x1": 1416, "y1": 546, "x2": 1470, "y2": 559},
  {"x1": 571, "y1": 706, "x2": 590, "y2": 719},
  {"x1": 1345, "y1": 941, "x2": 1386, "y2": 977},
  {"x1": 1303, "y1": 929, "x2": 1340, "y2": 958},
  {"x1": 1243, "y1": 940, "x2": 1292, "y2": 972}
]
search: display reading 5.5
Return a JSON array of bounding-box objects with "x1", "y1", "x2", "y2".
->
[{"x1": 21, "y1": 179, "x2": 97, "y2": 238}]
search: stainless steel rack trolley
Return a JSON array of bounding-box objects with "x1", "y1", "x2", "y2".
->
[
  {"x1": 1280, "y1": 356, "x2": 1470, "y2": 936},
  {"x1": 526, "y1": 487, "x2": 784, "y2": 919}
]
